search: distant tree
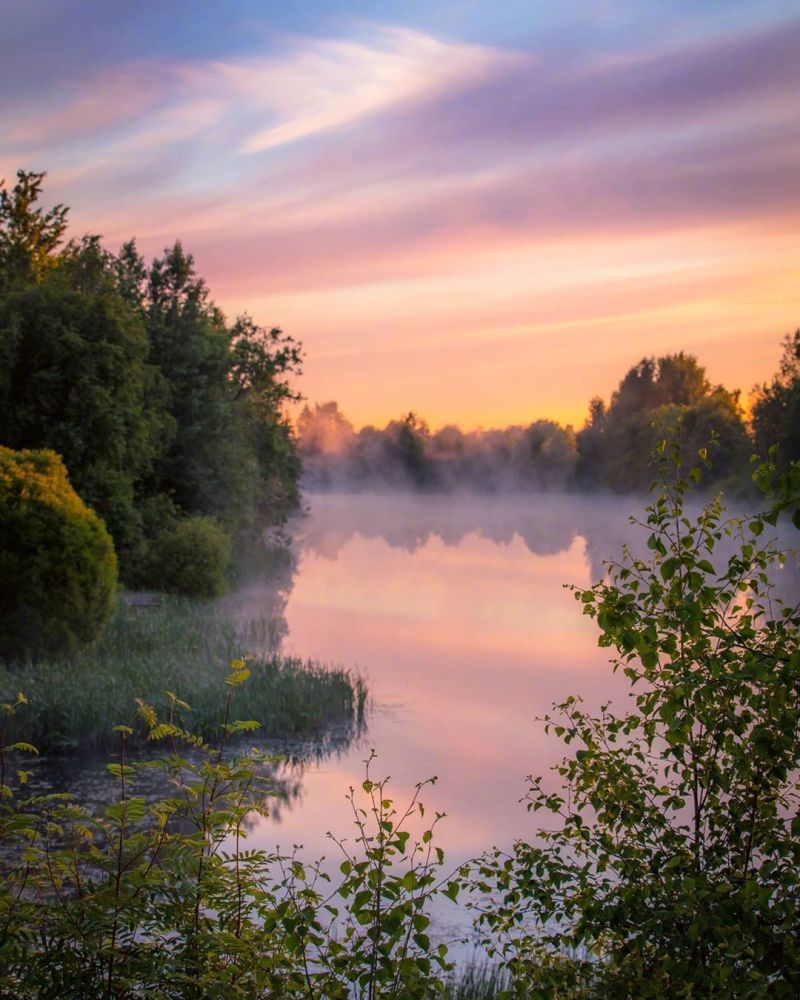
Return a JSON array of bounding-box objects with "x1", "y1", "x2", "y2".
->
[
  {"x1": 297, "y1": 401, "x2": 355, "y2": 458},
  {"x1": 512, "y1": 420, "x2": 577, "y2": 491},
  {"x1": 430, "y1": 424, "x2": 465, "y2": 460},
  {"x1": 752, "y1": 330, "x2": 800, "y2": 477},
  {"x1": 578, "y1": 353, "x2": 749, "y2": 492},
  {"x1": 384, "y1": 413, "x2": 435, "y2": 489},
  {"x1": 576, "y1": 397, "x2": 607, "y2": 487}
]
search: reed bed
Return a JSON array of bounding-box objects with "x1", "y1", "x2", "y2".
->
[
  {"x1": 0, "y1": 596, "x2": 366, "y2": 752},
  {"x1": 446, "y1": 961, "x2": 510, "y2": 999}
]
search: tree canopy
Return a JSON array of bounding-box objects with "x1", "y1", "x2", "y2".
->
[
  {"x1": 576, "y1": 352, "x2": 750, "y2": 492},
  {"x1": 752, "y1": 330, "x2": 800, "y2": 478},
  {"x1": 0, "y1": 171, "x2": 303, "y2": 590}
]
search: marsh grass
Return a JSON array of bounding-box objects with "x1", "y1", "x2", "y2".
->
[
  {"x1": 446, "y1": 961, "x2": 510, "y2": 998},
  {"x1": 0, "y1": 596, "x2": 366, "y2": 752}
]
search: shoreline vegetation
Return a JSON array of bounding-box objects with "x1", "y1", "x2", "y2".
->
[
  {"x1": 296, "y1": 334, "x2": 798, "y2": 497},
  {"x1": 0, "y1": 596, "x2": 366, "y2": 754},
  {"x1": 1, "y1": 460, "x2": 798, "y2": 996}
]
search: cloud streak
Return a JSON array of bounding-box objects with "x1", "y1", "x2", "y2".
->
[{"x1": 1, "y1": 8, "x2": 798, "y2": 428}]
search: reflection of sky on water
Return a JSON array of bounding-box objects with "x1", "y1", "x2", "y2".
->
[
  {"x1": 235, "y1": 492, "x2": 798, "y2": 948},
  {"x1": 28, "y1": 492, "x2": 798, "y2": 952},
  {"x1": 246, "y1": 491, "x2": 798, "y2": 858},
  {"x1": 246, "y1": 495, "x2": 640, "y2": 861}
]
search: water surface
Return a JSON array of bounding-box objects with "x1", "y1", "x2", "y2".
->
[{"x1": 245, "y1": 493, "x2": 646, "y2": 868}]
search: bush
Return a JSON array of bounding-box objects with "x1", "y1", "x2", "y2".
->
[
  {"x1": 0, "y1": 671, "x2": 458, "y2": 997},
  {"x1": 0, "y1": 446, "x2": 117, "y2": 661},
  {"x1": 148, "y1": 515, "x2": 231, "y2": 599},
  {"x1": 474, "y1": 447, "x2": 800, "y2": 996}
]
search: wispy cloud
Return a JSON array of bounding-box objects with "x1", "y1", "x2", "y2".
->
[
  {"x1": 208, "y1": 27, "x2": 520, "y2": 154},
  {"x1": 1, "y1": 10, "x2": 798, "y2": 427},
  {"x1": 1, "y1": 25, "x2": 516, "y2": 166}
]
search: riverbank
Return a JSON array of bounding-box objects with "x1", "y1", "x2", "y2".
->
[{"x1": 0, "y1": 595, "x2": 366, "y2": 752}]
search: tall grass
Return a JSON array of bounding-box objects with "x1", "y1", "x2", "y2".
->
[
  {"x1": 446, "y1": 961, "x2": 510, "y2": 998},
  {"x1": 0, "y1": 596, "x2": 366, "y2": 752}
]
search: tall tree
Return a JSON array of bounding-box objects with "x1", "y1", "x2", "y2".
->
[
  {"x1": 752, "y1": 330, "x2": 800, "y2": 477},
  {"x1": 0, "y1": 234, "x2": 171, "y2": 548},
  {"x1": 0, "y1": 171, "x2": 68, "y2": 288}
]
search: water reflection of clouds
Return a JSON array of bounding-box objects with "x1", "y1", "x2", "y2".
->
[{"x1": 216, "y1": 492, "x2": 797, "y2": 851}]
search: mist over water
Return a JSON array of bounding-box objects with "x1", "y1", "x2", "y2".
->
[
  {"x1": 239, "y1": 492, "x2": 798, "y2": 882},
  {"x1": 228, "y1": 492, "x2": 643, "y2": 944}
]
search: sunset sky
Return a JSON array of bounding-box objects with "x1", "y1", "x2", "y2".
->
[{"x1": 2, "y1": 0, "x2": 798, "y2": 429}]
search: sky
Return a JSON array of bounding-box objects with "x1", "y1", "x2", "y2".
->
[{"x1": 1, "y1": 0, "x2": 798, "y2": 430}]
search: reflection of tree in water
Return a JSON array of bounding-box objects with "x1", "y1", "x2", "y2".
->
[
  {"x1": 198, "y1": 494, "x2": 796, "y2": 828},
  {"x1": 24, "y1": 714, "x2": 367, "y2": 830},
  {"x1": 220, "y1": 528, "x2": 300, "y2": 655},
  {"x1": 295, "y1": 494, "x2": 580, "y2": 559},
  {"x1": 296, "y1": 494, "x2": 599, "y2": 562},
  {"x1": 293, "y1": 492, "x2": 800, "y2": 600}
]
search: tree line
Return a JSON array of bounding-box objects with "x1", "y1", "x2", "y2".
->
[
  {"x1": 297, "y1": 342, "x2": 799, "y2": 494},
  {"x1": 0, "y1": 171, "x2": 302, "y2": 598}
]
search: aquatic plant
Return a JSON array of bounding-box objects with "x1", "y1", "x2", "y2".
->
[{"x1": 0, "y1": 597, "x2": 364, "y2": 752}]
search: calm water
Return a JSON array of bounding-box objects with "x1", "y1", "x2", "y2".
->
[
  {"x1": 242, "y1": 493, "x2": 653, "y2": 868},
  {"x1": 30, "y1": 491, "x2": 799, "y2": 948},
  {"x1": 241, "y1": 491, "x2": 798, "y2": 884}
]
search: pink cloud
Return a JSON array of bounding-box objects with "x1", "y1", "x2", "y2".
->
[{"x1": 2, "y1": 62, "x2": 173, "y2": 148}]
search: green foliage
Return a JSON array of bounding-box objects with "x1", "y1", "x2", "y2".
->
[
  {"x1": 576, "y1": 352, "x2": 751, "y2": 492},
  {"x1": 142, "y1": 243, "x2": 302, "y2": 534},
  {"x1": 473, "y1": 447, "x2": 800, "y2": 996},
  {"x1": 0, "y1": 597, "x2": 364, "y2": 752},
  {"x1": 0, "y1": 241, "x2": 171, "y2": 549},
  {"x1": 0, "y1": 172, "x2": 303, "y2": 594},
  {"x1": 0, "y1": 170, "x2": 67, "y2": 286},
  {"x1": 387, "y1": 412, "x2": 435, "y2": 489},
  {"x1": 0, "y1": 447, "x2": 117, "y2": 661},
  {"x1": 144, "y1": 516, "x2": 232, "y2": 600},
  {"x1": 752, "y1": 329, "x2": 800, "y2": 478},
  {"x1": 445, "y1": 962, "x2": 510, "y2": 999},
  {"x1": 0, "y1": 672, "x2": 459, "y2": 998},
  {"x1": 512, "y1": 420, "x2": 577, "y2": 490}
]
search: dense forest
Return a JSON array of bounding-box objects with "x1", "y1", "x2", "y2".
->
[
  {"x1": 0, "y1": 171, "x2": 302, "y2": 597},
  {"x1": 3, "y1": 169, "x2": 799, "y2": 604},
  {"x1": 298, "y1": 340, "x2": 800, "y2": 495},
  {"x1": 2, "y1": 168, "x2": 800, "y2": 996}
]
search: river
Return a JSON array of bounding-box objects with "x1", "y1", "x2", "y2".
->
[{"x1": 236, "y1": 491, "x2": 767, "y2": 946}]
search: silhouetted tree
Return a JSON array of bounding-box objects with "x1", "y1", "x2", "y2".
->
[
  {"x1": 752, "y1": 330, "x2": 800, "y2": 477},
  {"x1": 578, "y1": 353, "x2": 749, "y2": 492}
]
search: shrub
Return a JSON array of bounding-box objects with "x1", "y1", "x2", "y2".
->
[
  {"x1": 0, "y1": 446, "x2": 117, "y2": 661},
  {"x1": 474, "y1": 448, "x2": 800, "y2": 996},
  {"x1": 0, "y1": 669, "x2": 459, "y2": 997},
  {"x1": 148, "y1": 515, "x2": 231, "y2": 599}
]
